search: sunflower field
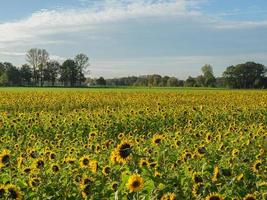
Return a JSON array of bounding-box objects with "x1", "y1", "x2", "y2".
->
[{"x1": 0, "y1": 88, "x2": 266, "y2": 200}]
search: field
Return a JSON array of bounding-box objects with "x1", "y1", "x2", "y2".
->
[{"x1": 0, "y1": 88, "x2": 266, "y2": 200}]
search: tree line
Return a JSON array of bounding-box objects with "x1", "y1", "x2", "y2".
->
[
  {"x1": 86, "y1": 63, "x2": 267, "y2": 88},
  {"x1": 0, "y1": 48, "x2": 89, "y2": 87},
  {"x1": 0, "y1": 48, "x2": 266, "y2": 88}
]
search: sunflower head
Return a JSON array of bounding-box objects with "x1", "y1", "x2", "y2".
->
[
  {"x1": 35, "y1": 159, "x2": 45, "y2": 169},
  {"x1": 160, "y1": 192, "x2": 176, "y2": 200},
  {"x1": 252, "y1": 160, "x2": 262, "y2": 174},
  {"x1": 114, "y1": 141, "x2": 133, "y2": 164},
  {"x1": 243, "y1": 193, "x2": 256, "y2": 200},
  {"x1": 139, "y1": 158, "x2": 149, "y2": 168},
  {"x1": 152, "y1": 134, "x2": 164, "y2": 145},
  {"x1": 111, "y1": 182, "x2": 118, "y2": 191},
  {"x1": 205, "y1": 192, "x2": 224, "y2": 200},
  {"x1": 102, "y1": 166, "x2": 111, "y2": 176},
  {"x1": 127, "y1": 174, "x2": 144, "y2": 192},
  {"x1": 0, "y1": 149, "x2": 11, "y2": 167},
  {"x1": 0, "y1": 184, "x2": 5, "y2": 198},
  {"x1": 79, "y1": 156, "x2": 90, "y2": 168},
  {"x1": 5, "y1": 184, "x2": 22, "y2": 200},
  {"x1": 29, "y1": 177, "x2": 41, "y2": 188},
  {"x1": 51, "y1": 164, "x2": 60, "y2": 173}
]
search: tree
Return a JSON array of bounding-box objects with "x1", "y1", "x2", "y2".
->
[
  {"x1": 60, "y1": 59, "x2": 78, "y2": 87},
  {"x1": 39, "y1": 49, "x2": 49, "y2": 86},
  {"x1": 161, "y1": 76, "x2": 170, "y2": 87},
  {"x1": 75, "y1": 54, "x2": 89, "y2": 86},
  {"x1": 20, "y1": 64, "x2": 32, "y2": 86},
  {"x1": 96, "y1": 77, "x2": 106, "y2": 86},
  {"x1": 26, "y1": 48, "x2": 40, "y2": 85},
  {"x1": 201, "y1": 64, "x2": 216, "y2": 87},
  {"x1": 185, "y1": 76, "x2": 196, "y2": 87},
  {"x1": 167, "y1": 77, "x2": 178, "y2": 87},
  {"x1": 195, "y1": 75, "x2": 205, "y2": 87},
  {"x1": 44, "y1": 61, "x2": 60, "y2": 86},
  {"x1": 0, "y1": 63, "x2": 8, "y2": 86},
  {"x1": 26, "y1": 48, "x2": 49, "y2": 86},
  {"x1": 223, "y1": 62, "x2": 266, "y2": 88},
  {"x1": 4, "y1": 62, "x2": 21, "y2": 86}
]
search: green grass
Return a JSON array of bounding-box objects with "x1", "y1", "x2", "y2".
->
[{"x1": 0, "y1": 86, "x2": 232, "y2": 93}]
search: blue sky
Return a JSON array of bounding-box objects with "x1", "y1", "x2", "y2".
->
[{"x1": 0, "y1": 0, "x2": 267, "y2": 79}]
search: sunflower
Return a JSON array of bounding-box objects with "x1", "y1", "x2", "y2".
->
[
  {"x1": 231, "y1": 149, "x2": 239, "y2": 157},
  {"x1": 196, "y1": 146, "x2": 206, "y2": 157},
  {"x1": 0, "y1": 149, "x2": 11, "y2": 167},
  {"x1": 5, "y1": 184, "x2": 22, "y2": 200},
  {"x1": 79, "y1": 156, "x2": 90, "y2": 168},
  {"x1": 51, "y1": 164, "x2": 60, "y2": 173},
  {"x1": 154, "y1": 171, "x2": 162, "y2": 178},
  {"x1": 0, "y1": 184, "x2": 5, "y2": 198},
  {"x1": 80, "y1": 176, "x2": 93, "y2": 189},
  {"x1": 111, "y1": 182, "x2": 119, "y2": 191},
  {"x1": 80, "y1": 176, "x2": 93, "y2": 199},
  {"x1": 205, "y1": 192, "x2": 224, "y2": 200},
  {"x1": 182, "y1": 151, "x2": 192, "y2": 162},
  {"x1": 28, "y1": 177, "x2": 41, "y2": 188},
  {"x1": 35, "y1": 158, "x2": 45, "y2": 169},
  {"x1": 161, "y1": 192, "x2": 176, "y2": 200},
  {"x1": 252, "y1": 160, "x2": 262, "y2": 174},
  {"x1": 102, "y1": 166, "x2": 111, "y2": 176},
  {"x1": 243, "y1": 193, "x2": 256, "y2": 200},
  {"x1": 152, "y1": 134, "x2": 164, "y2": 145},
  {"x1": 139, "y1": 158, "x2": 149, "y2": 168},
  {"x1": 205, "y1": 134, "x2": 212, "y2": 143},
  {"x1": 49, "y1": 152, "x2": 56, "y2": 160},
  {"x1": 127, "y1": 174, "x2": 144, "y2": 192},
  {"x1": 115, "y1": 141, "x2": 132, "y2": 164},
  {"x1": 23, "y1": 167, "x2": 32, "y2": 175},
  {"x1": 82, "y1": 184, "x2": 91, "y2": 199}
]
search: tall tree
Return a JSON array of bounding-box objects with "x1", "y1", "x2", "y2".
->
[
  {"x1": 26, "y1": 48, "x2": 49, "y2": 86},
  {"x1": 4, "y1": 62, "x2": 21, "y2": 86},
  {"x1": 60, "y1": 59, "x2": 78, "y2": 87},
  {"x1": 44, "y1": 61, "x2": 60, "y2": 86},
  {"x1": 0, "y1": 62, "x2": 8, "y2": 86},
  {"x1": 26, "y1": 48, "x2": 40, "y2": 86},
  {"x1": 201, "y1": 64, "x2": 216, "y2": 87},
  {"x1": 20, "y1": 64, "x2": 32, "y2": 86},
  {"x1": 39, "y1": 49, "x2": 49, "y2": 86},
  {"x1": 74, "y1": 54, "x2": 89, "y2": 86}
]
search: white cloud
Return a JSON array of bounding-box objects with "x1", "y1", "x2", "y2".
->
[
  {"x1": 0, "y1": 0, "x2": 197, "y2": 45},
  {"x1": 0, "y1": 0, "x2": 266, "y2": 48}
]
